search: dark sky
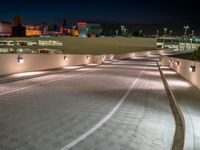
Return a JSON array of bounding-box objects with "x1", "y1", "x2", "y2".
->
[{"x1": 0, "y1": 0, "x2": 199, "y2": 24}]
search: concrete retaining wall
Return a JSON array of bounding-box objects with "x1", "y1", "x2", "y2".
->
[
  {"x1": 0, "y1": 54, "x2": 112, "y2": 76},
  {"x1": 161, "y1": 56, "x2": 200, "y2": 89}
]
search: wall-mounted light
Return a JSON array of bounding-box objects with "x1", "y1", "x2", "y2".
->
[
  {"x1": 175, "y1": 61, "x2": 179, "y2": 66},
  {"x1": 86, "y1": 56, "x2": 90, "y2": 60},
  {"x1": 17, "y1": 56, "x2": 24, "y2": 64},
  {"x1": 169, "y1": 59, "x2": 172, "y2": 63},
  {"x1": 189, "y1": 65, "x2": 195, "y2": 72},
  {"x1": 64, "y1": 56, "x2": 68, "y2": 61}
]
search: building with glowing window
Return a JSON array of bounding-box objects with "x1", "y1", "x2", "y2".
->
[
  {"x1": 26, "y1": 25, "x2": 42, "y2": 36},
  {"x1": 0, "y1": 22, "x2": 12, "y2": 36},
  {"x1": 77, "y1": 22, "x2": 102, "y2": 38}
]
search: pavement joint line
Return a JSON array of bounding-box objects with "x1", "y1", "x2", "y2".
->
[
  {"x1": 0, "y1": 67, "x2": 99, "y2": 97},
  {"x1": 157, "y1": 63, "x2": 185, "y2": 150},
  {"x1": 59, "y1": 65, "x2": 147, "y2": 150}
]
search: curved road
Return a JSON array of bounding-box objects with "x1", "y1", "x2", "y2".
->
[{"x1": 0, "y1": 60, "x2": 175, "y2": 150}]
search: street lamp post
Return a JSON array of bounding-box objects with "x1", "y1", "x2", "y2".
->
[
  {"x1": 170, "y1": 30, "x2": 173, "y2": 36},
  {"x1": 139, "y1": 30, "x2": 142, "y2": 37},
  {"x1": 164, "y1": 28, "x2": 167, "y2": 36},
  {"x1": 163, "y1": 28, "x2": 167, "y2": 48},
  {"x1": 170, "y1": 30, "x2": 173, "y2": 43},
  {"x1": 184, "y1": 26, "x2": 189, "y2": 50},
  {"x1": 156, "y1": 30, "x2": 159, "y2": 37},
  {"x1": 191, "y1": 30, "x2": 194, "y2": 50},
  {"x1": 120, "y1": 25, "x2": 125, "y2": 37}
]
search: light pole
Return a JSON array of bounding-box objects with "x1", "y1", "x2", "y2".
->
[
  {"x1": 139, "y1": 30, "x2": 142, "y2": 37},
  {"x1": 116, "y1": 30, "x2": 119, "y2": 36},
  {"x1": 164, "y1": 28, "x2": 167, "y2": 36},
  {"x1": 184, "y1": 26, "x2": 189, "y2": 37},
  {"x1": 156, "y1": 30, "x2": 159, "y2": 37},
  {"x1": 120, "y1": 25, "x2": 125, "y2": 37},
  {"x1": 184, "y1": 26, "x2": 189, "y2": 50},
  {"x1": 191, "y1": 30, "x2": 194, "y2": 50},
  {"x1": 170, "y1": 30, "x2": 173, "y2": 44},
  {"x1": 170, "y1": 30, "x2": 173, "y2": 36},
  {"x1": 163, "y1": 28, "x2": 167, "y2": 48}
]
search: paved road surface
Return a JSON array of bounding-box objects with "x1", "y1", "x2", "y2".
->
[
  {"x1": 162, "y1": 66, "x2": 200, "y2": 150},
  {"x1": 0, "y1": 60, "x2": 175, "y2": 150}
]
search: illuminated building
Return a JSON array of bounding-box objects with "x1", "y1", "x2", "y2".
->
[
  {"x1": 70, "y1": 30, "x2": 79, "y2": 37},
  {"x1": 60, "y1": 26, "x2": 70, "y2": 35},
  {"x1": 0, "y1": 22, "x2": 12, "y2": 36},
  {"x1": 59, "y1": 26, "x2": 78, "y2": 37},
  {"x1": 77, "y1": 22, "x2": 88, "y2": 38},
  {"x1": 77, "y1": 22, "x2": 102, "y2": 38},
  {"x1": 87, "y1": 24, "x2": 102, "y2": 37},
  {"x1": 13, "y1": 16, "x2": 22, "y2": 27},
  {"x1": 26, "y1": 25, "x2": 42, "y2": 36}
]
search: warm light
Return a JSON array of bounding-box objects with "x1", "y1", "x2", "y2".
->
[
  {"x1": 18, "y1": 56, "x2": 24, "y2": 64},
  {"x1": 169, "y1": 59, "x2": 172, "y2": 63},
  {"x1": 14, "y1": 71, "x2": 45, "y2": 77},
  {"x1": 168, "y1": 79, "x2": 191, "y2": 88},
  {"x1": 189, "y1": 66, "x2": 195, "y2": 72},
  {"x1": 77, "y1": 22, "x2": 87, "y2": 25},
  {"x1": 64, "y1": 66, "x2": 82, "y2": 69},
  {"x1": 175, "y1": 61, "x2": 179, "y2": 66},
  {"x1": 64, "y1": 56, "x2": 68, "y2": 61},
  {"x1": 87, "y1": 64, "x2": 98, "y2": 66},
  {"x1": 86, "y1": 56, "x2": 90, "y2": 60}
]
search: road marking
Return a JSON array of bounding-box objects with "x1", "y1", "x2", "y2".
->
[
  {"x1": 0, "y1": 68, "x2": 95, "y2": 97},
  {"x1": 60, "y1": 66, "x2": 146, "y2": 150}
]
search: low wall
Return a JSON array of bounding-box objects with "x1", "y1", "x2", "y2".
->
[
  {"x1": 0, "y1": 54, "x2": 113, "y2": 76},
  {"x1": 115, "y1": 50, "x2": 162, "y2": 60},
  {"x1": 161, "y1": 56, "x2": 200, "y2": 89}
]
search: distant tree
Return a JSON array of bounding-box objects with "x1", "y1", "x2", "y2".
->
[
  {"x1": 191, "y1": 47, "x2": 200, "y2": 61},
  {"x1": 133, "y1": 31, "x2": 139, "y2": 37},
  {"x1": 62, "y1": 19, "x2": 67, "y2": 28}
]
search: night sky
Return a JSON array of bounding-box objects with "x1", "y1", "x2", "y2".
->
[{"x1": 0, "y1": 0, "x2": 199, "y2": 25}]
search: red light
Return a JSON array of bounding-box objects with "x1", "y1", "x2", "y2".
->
[{"x1": 77, "y1": 22, "x2": 87, "y2": 25}]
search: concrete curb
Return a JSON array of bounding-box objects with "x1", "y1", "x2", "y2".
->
[{"x1": 157, "y1": 63, "x2": 185, "y2": 150}]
